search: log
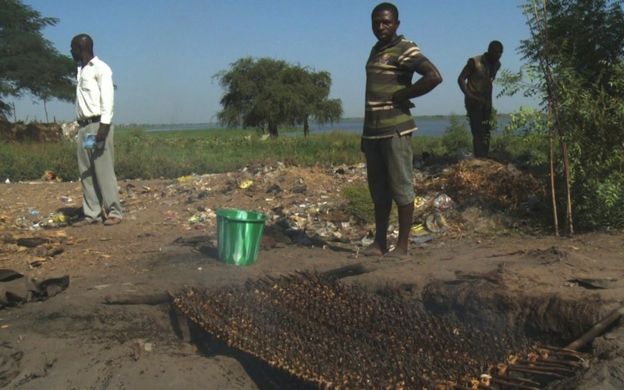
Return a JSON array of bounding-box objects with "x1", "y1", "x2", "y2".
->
[{"x1": 566, "y1": 304, "x2": 624, "y2": 350}]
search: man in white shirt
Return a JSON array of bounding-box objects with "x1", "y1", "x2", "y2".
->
[{"x1": 71, "y1": 34, "x2": 122, "y2": 226}]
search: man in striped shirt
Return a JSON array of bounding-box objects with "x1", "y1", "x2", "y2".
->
[{"x1": 362, "y1": 2, "x2": 442, "y2": 258}]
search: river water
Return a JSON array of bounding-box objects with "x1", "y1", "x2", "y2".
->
[{"x1": 144, "y1": 115, "x2": 511, "y2": 137}]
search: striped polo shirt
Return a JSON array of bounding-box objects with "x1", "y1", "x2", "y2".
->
[{"x1": 363, "y1": 35, "x2": 425, "y2": 139}]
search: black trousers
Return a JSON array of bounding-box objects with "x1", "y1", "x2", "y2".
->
[{"x1": 465, "y1": 99, "x2": 492, "y2": 158}]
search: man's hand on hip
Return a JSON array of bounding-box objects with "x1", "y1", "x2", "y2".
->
[{"x1": 392, "y1": 89, "x2": 415, "y2": 109}]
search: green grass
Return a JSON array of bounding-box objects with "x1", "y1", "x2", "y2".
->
[
  {"x1": 342, "y1": 183, "x2": 397, "y2": 225},
  {"x1": 342, "y1": 184, "x2": 375, "y2": 224},
  {"x1": 0, "y1": 124, "x2": 548, "y2": 182},
  {"x1": 0, "y1": 128, "x2": 364, "y2": 181}
]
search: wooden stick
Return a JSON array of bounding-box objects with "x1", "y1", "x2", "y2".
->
[{"x1": 566, "y1": 304, "x2": 624, "y2": 350}]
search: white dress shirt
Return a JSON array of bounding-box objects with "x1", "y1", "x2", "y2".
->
[{"x1": 75, "y1": 56, "x2": 114, "y2": 125}]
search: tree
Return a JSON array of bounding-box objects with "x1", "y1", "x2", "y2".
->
[
  {"x1": 0, "y1": 0, "x2": 75, "y2": 121},
  {"x1": 282, "y1": 65, "x2": 342, "y2": 137},
  {"x1": 499, "y1": 0, "x2": 624, "y2": 231},
  {"x1": 215, "y1": 57, "x2": 342, "y2": 137}
]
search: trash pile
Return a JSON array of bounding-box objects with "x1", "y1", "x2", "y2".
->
[
  {"x1": 428, "y1": 159, "x2": 543, "y2": 212},
  {"x1": 0, "y1": 158, "x2": 544, "y2": 264},
  {"x1": 163, "y1": 164, "x2": 371, "y2": 248},
  {"x1": 139, "y1": 159, "x2": 541, "y2": 251},
  {"x1": 11, "y1": 205, "x2": 74, "y2": 231},
  {"x1": 0, "y1": 121, "x2": 65, "y2": 142},
  {"x1": 0, "y1": 191, "x2": 79, "y2": 269}
]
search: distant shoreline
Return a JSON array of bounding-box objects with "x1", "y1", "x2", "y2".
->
[
  {"x1": 128, "y1": 113, "x2": 512, "y2": 129},
  {"x1": 125, "y1": 114, "x2": 512, "y2": 138}
]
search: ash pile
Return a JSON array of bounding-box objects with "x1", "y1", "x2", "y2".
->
[{"x1": 172, "y1": 271, "x2": 588, "y2": 389}]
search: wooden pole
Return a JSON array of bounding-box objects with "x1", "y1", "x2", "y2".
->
[
  {"x1": 548, "y1": 102, "x2": 559, "y2": 236},
  {"x1": 529, "y1": 0, "x2": 574, "y2": 235},
  {"x1": 566, "y1": 305, "x2": 624, "y2": 350}
]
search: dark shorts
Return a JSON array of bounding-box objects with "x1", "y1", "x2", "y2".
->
[{"x1": 362, "y1": 134, "x2": 415, "y2": 206}]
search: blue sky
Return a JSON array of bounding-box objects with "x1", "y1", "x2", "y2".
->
[{"x1": 15, "y1": 0, "x2": 537, "y2": 124}]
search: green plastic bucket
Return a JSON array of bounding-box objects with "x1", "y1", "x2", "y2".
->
[{"x1": 216, "y1": 208, "x2": 266, "y2": 266}]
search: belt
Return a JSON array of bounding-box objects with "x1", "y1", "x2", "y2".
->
[{"x1": 77, "y1": 115, "x2": 101, "y2": 127}]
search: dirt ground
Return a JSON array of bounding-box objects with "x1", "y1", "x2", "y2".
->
[{"x1": 1, "y1": 162, "x2": 624, "y2": 389}]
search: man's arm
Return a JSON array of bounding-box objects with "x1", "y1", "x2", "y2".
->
[
  {"x1": 392, "y1": 56, "x2": 442, "y2": 105},
  {"x1": 96, "y1": 66, "x2": 114, "y2": 143},
  {"x1": 491, "y1": 62, "x2": 501, "y2": 81}
]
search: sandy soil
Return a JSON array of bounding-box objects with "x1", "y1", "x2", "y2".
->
[{"x1": 1, "y1": 164, "x2": 623, "y2": 389}]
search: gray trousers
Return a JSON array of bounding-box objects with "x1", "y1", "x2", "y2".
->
[
  {"x1": 76, "y1": 123, "x2": 122, "y2": 220},
  {"x1": 362, "y1": 134, "x2": 415, "y2": 207}
]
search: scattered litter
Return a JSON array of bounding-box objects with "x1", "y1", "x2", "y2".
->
[
  {"x1": 177, "y1": 175, "x2": 195, "y2": 184},
  {"x1": 0, "y1": 160, "x2": 542, "y2": 263},
  {"x1": 39, "y1": 212, "x2": 67, "y2": 228},
  {"x1": 188, "y1": 213, "x2": 206, "y2": 224},
  {"x1": 239, "y1": 179, "x2": 254, "y2": 189},
  {"x1": 433, "y1": 194, "x2": 454, "y2": 210},
  {"x1": 360, "y1": 236, "x2": 374, "y2": 247},
  {"x1": 414, "y1": 196, "x2": 428, "y2": 209},
  {"x1": 41, "y1": 170, "x2": 61, "y2": 182},
  {"x1": 425, "y1": 212, "x2": 448, "y2": 233},
  {"x1": 410, "y1": 224, "x2": 426, "y2": 236},
  {"x1": 188, "y1": 212, "x2": 213, "y2": 225},
  {"x1": 411, "y1": 235, "x2": 435, "y2": 245}
]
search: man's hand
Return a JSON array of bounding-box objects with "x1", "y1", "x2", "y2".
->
[
  {"x1": 392, "y1": 89, "x2": 415, "y2": 109},
  {"x1": 395, "y1": 57, "x2": 442, "y2": 104},
  {"x1": 96, "y1": 123, "x2": 110, "y2": 143}
]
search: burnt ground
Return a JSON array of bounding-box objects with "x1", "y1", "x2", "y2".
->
[{"x1": 1, "y1": 162, "x2": 624, "y2": 389}]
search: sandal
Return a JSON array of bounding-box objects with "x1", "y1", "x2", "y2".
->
[
  {"x1": 72, "y1": 218, "x2": 99, "y2": 227},
  {"x1": 103, "y1": 217, "x2": 122, "y2": 226}
]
